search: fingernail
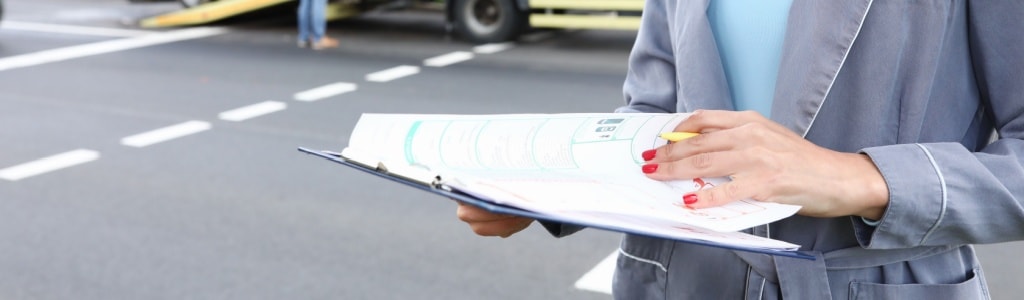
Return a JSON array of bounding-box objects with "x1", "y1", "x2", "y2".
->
[
  {"x1": 683, "y1": 193, "x2": 698, "y2": 204},
  {"x1": 642, "y1": 149, "x2": 656, "y2": 161},
  {"x1": 642, "y1": 163, "x2": 658, "y2": 174}
]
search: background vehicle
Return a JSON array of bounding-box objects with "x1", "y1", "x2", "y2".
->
[
  {"x1": 180, "y1": 0, "x2": 214, "y2": 7},
  {"x1": 136, "y1": 0, "x2": 642, "y2": 42}
]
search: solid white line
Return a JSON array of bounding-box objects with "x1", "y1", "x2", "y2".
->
[
  {"x1": 0, "y1": 27, "x2": 228, "y2": 72},
  {"x1": 120, "y1": 120, "x2": 212, "y2": 148},
  {"x1": 1, "y1": 21, "x2": 153, "y2": 37},
  {"x1": 293, "y1": 82, "x2": 358, "y2": 102},
  {"x1": 365, "y1": 65, "x2": 420, "y2": 82},
  {"x1": 473, "y1": 43, "x2": 514, "y2": 54},
  {"x1": 423, "y1": 51, "x2": 474, "y2": 67},
  {"x1": 218, "y1": 101, "x2": 287, "y2": 122},
  {"x1": 574, "y1": 251, "x2": 617, "y2": 295},
  {"x1": 0, "y1": 149, "x2": 100, "y2": 181}
]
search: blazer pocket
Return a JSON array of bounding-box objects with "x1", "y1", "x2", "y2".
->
[
  {"x1": 614, "y1": 235, "x2": 673, "y2": 298},
  {"x1": 849, "y1": 268, "x2": 990, "y2": 299}
]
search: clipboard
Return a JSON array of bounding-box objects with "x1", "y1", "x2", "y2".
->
[{"x1": 298, "y1": 147, "x2": 815, "y2": 260}]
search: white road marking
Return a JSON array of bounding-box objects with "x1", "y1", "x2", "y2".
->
[
  {"x1": 423, "y1": 51, "x2": 474, "y2": 67},
  {"x1": 0, "y1": 149, "x2": 100, "y2": 181},
  {"x1": 574, "y1": 251, "x2": 617, "y2": 295},
  {"x1": 365, "y1": 65, "x2": 420, "y2": 82},
  {"x1": 120, "y1": 121, "x2": 212, "y2": 148},
  {"x1": 0, "y1": 27, "x2": 228, "y2": 72},
  {"x1": 293, "y1": 82, "x2": 358, "y2": 102},
  {"x1": 218, "y1": 101, "x2": 287, "y2": 122},
  {"x1": 473, "y1": 43, "x2": 514, "y2": 54},
  {"x1": 1, "y1": 21, "x2": 153, "y2": 37}
]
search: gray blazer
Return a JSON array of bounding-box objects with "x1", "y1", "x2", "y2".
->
[{"x1": 603, "y1": 0, "x2": 1024, "y2": 299}]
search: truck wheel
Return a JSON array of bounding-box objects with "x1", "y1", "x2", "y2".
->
[
  {"x1": 453, "y1": 0, "x2": 525, "y2": 43},
  {"x1": 180, "y1": 0, "x2": 216, "y2": 8}
]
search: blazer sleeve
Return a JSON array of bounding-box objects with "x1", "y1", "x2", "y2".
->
[
  {"x1": 614, "y1": 0, "x2": 678, "y2": 114},
  {"x1": 854, "y1": 1, "x2": 1024, "y2": 249}
]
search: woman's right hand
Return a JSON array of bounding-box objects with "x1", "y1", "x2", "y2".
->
[{"x1": 456, "y1": 202, "x2": 534, "y2": 238}]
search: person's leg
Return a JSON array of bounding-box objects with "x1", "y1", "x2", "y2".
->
[
  {"x1": 309, "y1": 0, "x2": 338, "y2": 49},
  {"x1": 297, "y1": 0, "x2": 312, "y2": 45},
  {"x1": 310, "y1": 0, "x2": 327, "y2": 41}
]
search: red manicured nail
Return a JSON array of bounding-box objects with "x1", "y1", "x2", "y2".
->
[
  {"x1": 642, "y1": 163, "x2": 658, "y2": 174},
  {"x1": 683, "y1": 193, "x2": 698, "y2": 204},
  {"x1": 642, "y1": 149, "x2": 656, "y2": 161}
]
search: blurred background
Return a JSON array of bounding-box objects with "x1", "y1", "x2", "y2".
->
[{"x1": 0, "y1": 0, "x2": 1020, "y2": 299}]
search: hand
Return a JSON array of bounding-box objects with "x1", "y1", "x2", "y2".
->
[
  {"x1": 456, "y1": 202, "x2": 534, "y2": 238},
  {"x1": 642, "y1": 110, "x2": 889, "y2": 219}
]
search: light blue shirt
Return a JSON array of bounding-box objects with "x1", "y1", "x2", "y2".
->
[
  {"x1": 708, "y1": 1, "x2": 880, "y2": 226},
  {"x1": 707, "y1": 0, "x2": 793, "y2": 117}
]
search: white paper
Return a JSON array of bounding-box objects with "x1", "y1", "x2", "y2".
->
[{"x1": 344, "y1": 113, "x2": 801, "y2": 250}]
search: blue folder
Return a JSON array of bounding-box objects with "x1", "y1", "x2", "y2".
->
[{"x1": 298, "y1": 147, "x2": 814, "y2": 260}]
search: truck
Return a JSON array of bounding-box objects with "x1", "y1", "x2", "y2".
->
[{"x1": 138, "y1": 0, "x2": 642, "y2": 43}]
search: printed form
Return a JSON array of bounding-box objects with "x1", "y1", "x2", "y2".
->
[{"x1": 345, "y1": 113, "x2": 801, "y2": 251}]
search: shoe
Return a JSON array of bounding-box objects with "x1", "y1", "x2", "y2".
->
[
  {"x1": 297, "y1": 40, "x2": 310, "y2": 48},
  {"x1": 311, "y1": 36, "x2": 339, "y2": 50}
]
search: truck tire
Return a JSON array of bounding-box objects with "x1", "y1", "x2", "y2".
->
[
  {"x1": 453, "y1": 0, "x2": 526, "y2": 43},
  {"x1": 180, "y1": 0, "x2": 216, "y2": 8}
]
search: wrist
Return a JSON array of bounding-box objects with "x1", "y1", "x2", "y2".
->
[{"x1": 851, "y1": 153, "x2": 889, "y2": 220}]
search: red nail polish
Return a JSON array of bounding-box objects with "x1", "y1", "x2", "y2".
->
[
  {"x1": 683, "y1": 193, "x2": 698, "y2": 204},
  {"x1": 642, "y1": 149, "x2": 656, "y2": 161},
  {"x1": 642, "y1": 163, "x2": 658, "y2": 174}
]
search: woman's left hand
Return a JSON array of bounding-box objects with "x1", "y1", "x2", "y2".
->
[{"x1": 642, "y1": 110, "x2": 889, "y2": 219}]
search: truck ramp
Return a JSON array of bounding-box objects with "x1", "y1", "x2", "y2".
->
[{"x1": 140, "y1": 0, "x2": 361, "y2": 28}]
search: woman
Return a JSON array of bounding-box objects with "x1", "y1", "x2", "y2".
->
[
  {"x1": 457, "y1": 0, "x2": 1024, "y2": 299},
  {"x1": 297, "y1": 0, "x2": 338, "y2": 50}
]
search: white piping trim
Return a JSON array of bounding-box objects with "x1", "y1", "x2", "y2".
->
[
  {"x1": 916, "y1": 144, "x2": 948, "y2": 244},
  {"x1": 758, "y1": 278, "x2": 767, "y2": 300},
  {"x1": 801, "y1": 0, "x2": 875, "y2": 138},
  {"x1": 617, "y1": 248, "x2": 667, "y2": 273},
  {"x1": 759, "y1": 225, "x2": 770, "y2": 299}
]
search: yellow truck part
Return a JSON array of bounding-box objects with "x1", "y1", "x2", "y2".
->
[
  {"x1": 137, "y1": 0, "x2": 641, "y2": 41},
  {"x1": 140, "y1": 0, "x2": 358, "y2": 28},
  {"x1": 527, "y1": 0, "x2": 642, "y2": 30},
  {"x1": 141, "y1": 0, "x2": 294, "y2": 28}
]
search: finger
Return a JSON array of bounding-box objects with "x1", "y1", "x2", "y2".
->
[
  {"x1": 456, "y1": 202, "x2": 518, "y2": 223},
  {"x1": 643, "y1": 149, "x2": 760, "y2": 181},
  {"x1": 651, "y1": 126, "x2": 769, "y2": 163},
  {"x1": 468, "y1": 217, "x2": 533, "y2": 238},
  {"x1": 676, "y1": 110, "x2": 791, "y2": 136},
  {"x1": 648, "y1": 130, "x2": 726, "y2": 163},
  {"x1": 682, "y1": 179, "x2": 762, "y2": 209}
]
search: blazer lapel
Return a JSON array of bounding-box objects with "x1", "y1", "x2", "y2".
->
[
  {"x1": 674, "y1": 0, "x2": 734, "y2": 114},
  {"x1": 772, "y1": 0, "x2": 874, "y2": 137}
]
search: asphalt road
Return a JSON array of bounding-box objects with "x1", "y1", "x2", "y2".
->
[{"x1": 1, "y1": 0, "x2": 1022, "y2": 299}]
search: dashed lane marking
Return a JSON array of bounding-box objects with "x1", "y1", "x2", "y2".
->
[
  {"x1": 0, "y1": 149, "x2": 100, "y2": 181},
  {"x1": 0, "y1": 27, "x2": 228, "y2": 72},
  {"x1": 473, "y1": 43, "x2": 514, "y2": 54},
  {"x1": 574, "y1": 251, "x2": 617, "y2": 295},
  {"x1": 1, "y1": 21, "x2": 153, "y2": 38},
  {"x1": 365, "y1": 65, "x2": 420, "y2": 82},
  {"x1": 218, "y1": 101, "x2": 287, "y2": 122},
  {"x1": 120, "y1": 120, "x2": 212, "y2": 148},
  {"x1": 293, "y1": 82, "x2": 358, "y2": 102},
  {"x1": 423, "y1": 51, "x2": 474, "y2": 67}
]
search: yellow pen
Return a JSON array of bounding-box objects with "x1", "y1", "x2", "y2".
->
[{"x1": 659, "y1": 132, "x2": 700, "y2": 142}]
